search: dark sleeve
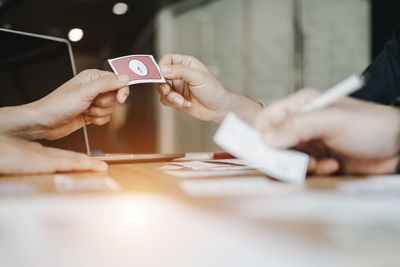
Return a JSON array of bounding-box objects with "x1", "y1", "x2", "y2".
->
[{"x1": 351, "y1": 27, "x2": 400, "y2": 105}]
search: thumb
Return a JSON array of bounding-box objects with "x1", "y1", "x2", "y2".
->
[
  {"x1": 262, "y1": 113, "x2": 326, "y2": 149},
  {"x1": 86, "y1": 74, "x2": 129, "y2": 97},
  {"x1": 160, "y1": 64, "x2": 206, "y2": 86}
]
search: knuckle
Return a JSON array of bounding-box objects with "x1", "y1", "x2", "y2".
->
[{"x1": 80, "y1": 69, "x2": 97, "y2": 76}]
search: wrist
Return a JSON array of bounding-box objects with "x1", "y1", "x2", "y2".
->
[
  {"x1": 210, "y1": 91, "x2": 241, "y2": 123},
  {"x1": 27, "y1": 100, "x2": 50, "y2": 139},
  {"x1": 219, "y1": 92, "x2": 263, "y2": 124},
  {"x1": 2, "y1": 101, "x2": 48, "y2": 140}
]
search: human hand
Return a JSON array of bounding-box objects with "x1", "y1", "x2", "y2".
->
[
  {"x1": 254, "y1": 89, "x2": 400, "y2": 175},
  {"x1": 156, "y1": 54, "x2": 261, "y2": 123},
  {"x1": 0, "y1": 135, "x2": 108, "y2": 175},
  {"x1": 22, "y1": 69, "x2": 129, "y2": 140}
]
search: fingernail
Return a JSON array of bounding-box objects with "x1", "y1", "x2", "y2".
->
[
  {"x1": 175, "y1": 97, "x2": 184, "y2": 106},
  {"x1": 120, "y1": 93, "x2": 128, "y2": 103},
  {"x1": 118, "y1": 75, "x2": 130, "y2": 82},
  {"x1": 161, "y1": 65, "x2": 172, "y2": 74},
  {"x1": 184, "y1": 101, "x2": 192, "y2": 108}
]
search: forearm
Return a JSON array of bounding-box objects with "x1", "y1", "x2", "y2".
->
[
  {"x1": 217, "y1": 92, "x2": 263, "y2": 124},
  {"x1": 0, "y1": 101, "x2": 46, "y2": 140}
]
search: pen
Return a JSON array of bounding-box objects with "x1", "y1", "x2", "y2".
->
[{"x1": 300, "y1": 74, "x2": 364, "y2": 113}]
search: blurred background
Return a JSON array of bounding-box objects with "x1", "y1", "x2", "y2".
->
[{"x1": 0, "y1": 0, "x2": 399, "y2": 154}]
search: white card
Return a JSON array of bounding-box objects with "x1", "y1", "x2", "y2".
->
[{"x1": 213, "y1": 113, "x2": 309, "y2": 184}]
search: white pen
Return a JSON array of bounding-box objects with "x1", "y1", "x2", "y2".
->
[{"x1": 300, "y1": 74, "x2": 364, "y2": 113}]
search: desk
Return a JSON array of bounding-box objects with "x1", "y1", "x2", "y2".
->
[{"x1": 0, "y1": 163, "x2": 399, "y2": 267}]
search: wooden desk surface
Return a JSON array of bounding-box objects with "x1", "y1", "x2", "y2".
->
[
  {"x1": 0, "y1": 162, "x2": 398, "y2": 267},
  {"x1": 0, "y1": 161, "x2": 362, "y2": 193}
]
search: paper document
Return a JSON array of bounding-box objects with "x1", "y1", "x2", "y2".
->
[
  {"x1": 160, "y1": 160, "x2": 252, "y2": 171},
  {"x1": 0, "y1": 182, "x2": 35, "y2": 194},
  {"x1": 214, "y1": 113, "x2": 309, "y2": 184},
  {"x1": 160, "y1": 161, "x2": 224, "y2": 170},
  {"x1": 54, "y1": 175, "x2": 120, "y2": 192},
  {"x1": 160, "y1": 159, "x2": 257, "y2": 178},
  {"x1": 338, "y1": 175, "x2": 400, "y2": 196},
  {"x1": 163, "y1": 169, "x2": 259, "y2": 178},
  {"x1": 179, "y1": 177, "x2": 299, "y2": 197}
]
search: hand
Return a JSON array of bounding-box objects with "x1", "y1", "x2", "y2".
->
[
  {"x1": 254, "y1": 89, "x2": 400, "y2": 175},
  {"x1": 0, "y1": 135, "x2": 108, "y2": 175},
  {"x1": 0, "y1": 69, "x2": 130, "y2": 140},
  {"x1": 34, "y1": 69, "x2": 130, "y2": 140},
  {"x1": 156, "y1": 54, "x2": 262, "y2": 123}
]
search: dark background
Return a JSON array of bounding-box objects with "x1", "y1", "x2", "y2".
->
[
  {"x1": 0, "y1": 0, "x2": 183, "y2": 154},
  {"x1": 0, "y1": 0, "x2": 399, "y2": 153},
  {"x1": 371, "y1": 0, "x2": 400, "y2": 58}
]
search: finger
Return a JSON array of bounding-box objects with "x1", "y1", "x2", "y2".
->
[
  {"x1": 55, "y1": 155, "x2": 108, "y2": 172},
  {"x1": 159, "y1": 54, "x2": 203, "y2": 69},
  {"x1": 85, "y1": 115, "x2": 111, "y2": 126},
  {"x1": 156, "y1": 83, "x2": 172, "y2": 96},
  {"x1": 46, "y1": 147, "x2": 108, "y2": 172},
  {"x1": 165, "y1": 91, "x2": 192, "y2": 108},
  {"x1": 85, "y1": 73, "x2": 130, "y2": 97},
  {"x1": 171, "y1": 79, "x2": 185, "y2": 95},
  {"x1": 160, "y1": 96, "x2": 175, "y2": 108},
  {"x1": 166, "y1": 91, "x2": 185, "y2": 107},
  {"x1": 116, "y1": 86, "x2": 130, "y2": 104},
  {"x1": 313, "y1": 158, "x2": 340, "y2": 175},
  {"x1": 94, "y1": 92, "x2": 119, "y2": 107},
  {"x1": 160, "y1": 95, "x2": 191, "y2": 109},
  {"x1": 307, "y1": 156, "x2": 318, "y2": 172},
  {"x1": 72, "y1": 69, "x2": 115, "y2": 85},
  {"x1": 87, "y1": 105, "x2": 117, "y2": 117},
  {"x1": 261, "y1": 112, "x2": 327, "y2": 149},
  {"x1": 254, "y1": 88, "x2": 320, "y2": 133},
  {"x1": 155, "y1": 83, "x2": 170, "y2": 96},
  {"x1": 160, "y1": 64, "x2": 206, "y2": 87}
]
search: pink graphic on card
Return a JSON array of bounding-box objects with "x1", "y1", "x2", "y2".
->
[{"x1": 108, "y1": 55, "x2": 166, "y2": 85}]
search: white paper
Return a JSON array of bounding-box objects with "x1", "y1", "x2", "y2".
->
[
  {"x1": 159, "y1": 160, "x2": 255, "y2": 178},
  {"x1": 54, "y1": 175, "x2": 120, "y2": 192},
  {"x1": 179, "y1": 177, "x2": 299, "y2": 197},
  {"x1": 159, "y1": 161, "x2": 223, "y2": 170},
  {"x1": 163, "y1": 169, "x2": 259, "y2": 178},
  {"x1": 214, "y1": 113, "x2": 309, "y2": 184},
  {"x1": 338, "y1": 175, "x2": 400, "y2": 196},
  {"x1": 173, "y1": 152, "x2": 214, "y2": 161},
  {"x1": 0, "y1": 182, "x2": 35, "y2": 194},
  {"x1": 230, "y1": 192, "x2": 400, "y2": 226},
  {"x1": 204, "y1": 159, "x2": 248, "y2": 165}
]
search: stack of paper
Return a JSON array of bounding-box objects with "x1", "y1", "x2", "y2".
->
[{"x1": 160, "y1": 160, "x2": 259, "y2": 178}]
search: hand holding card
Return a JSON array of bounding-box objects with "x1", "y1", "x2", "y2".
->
[{"x1": 108, "y1": 55, "x2": 166, "y2": 85}]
